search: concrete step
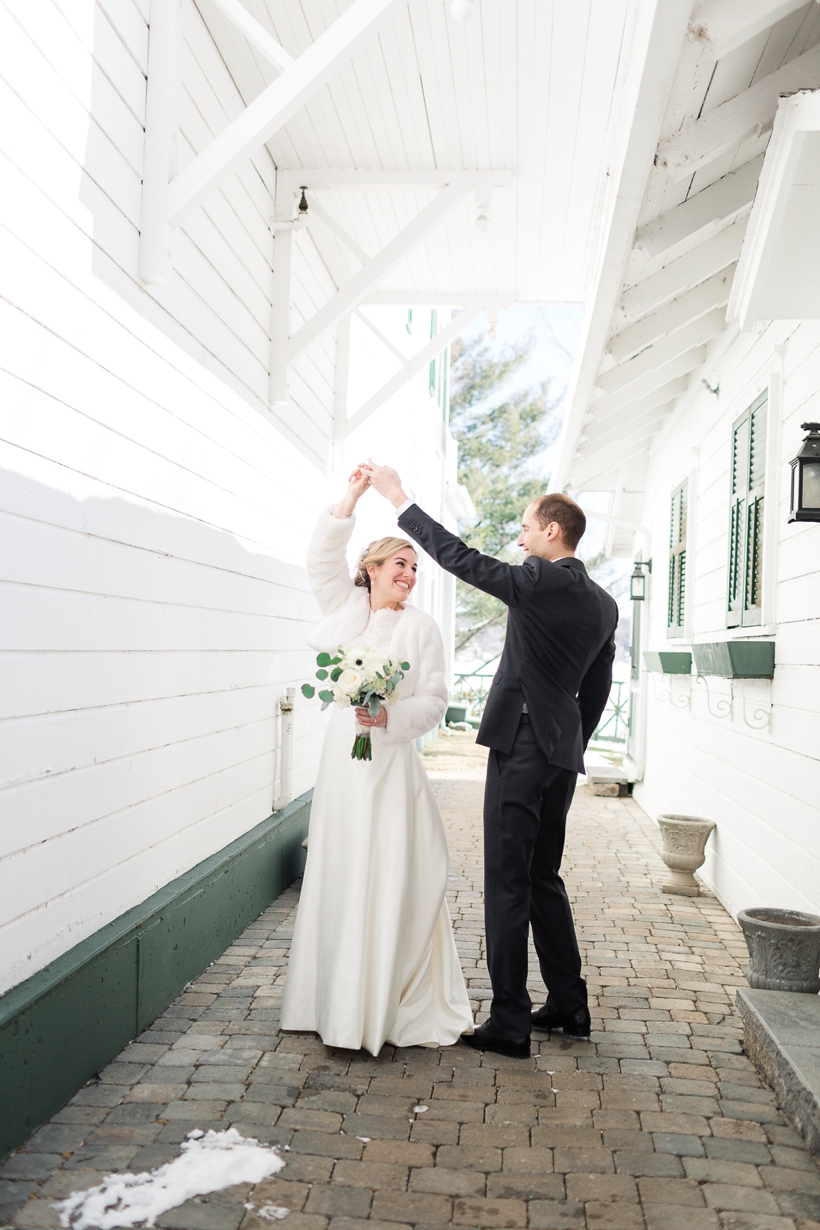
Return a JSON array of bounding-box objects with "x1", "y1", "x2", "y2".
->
[{"x1": 737, "y1": 986, "x2": 820, "y2": 1156}]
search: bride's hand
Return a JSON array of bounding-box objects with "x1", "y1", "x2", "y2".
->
[
  {"x1": 355, "y1": 705, "x2": 387, "y2": 728},
  {"x1": 332, "y1": 467, "x2": 371, "y2": 519}
]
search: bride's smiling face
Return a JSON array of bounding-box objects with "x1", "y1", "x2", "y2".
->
[{"x1": 368, "y1": 550, "x2": 418, "y2": 607}]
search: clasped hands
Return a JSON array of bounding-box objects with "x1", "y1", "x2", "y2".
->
[{"x1": 344, "y1": 460, "x2": 408, "y2": 507}]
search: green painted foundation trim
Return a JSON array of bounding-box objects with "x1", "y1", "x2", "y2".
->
[{"x1": 0, "y1": 792, "x2": 311, "y2": 1162}]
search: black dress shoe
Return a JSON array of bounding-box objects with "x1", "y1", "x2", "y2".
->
[
  {"x1": 531, "y1": 1004, "x2": 591, "y2": 1040},
  {"x1": 461, "y1": 1020, "x2": 531, "y2": 1059}
]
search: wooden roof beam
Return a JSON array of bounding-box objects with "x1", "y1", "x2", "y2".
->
[
  {"x1": 635, "y1": 154, "x2": 763, "y2": 258},
  {"x1": 595, "y1": 346, "x2": 706, "y2": 419},
  {"x1": 209, "y1": 0, "x2": 293, "y2": 70},
  {"x1": 657, "y1": 43, "x2": 820, "y2": 181},
  {"x1": 166, "y1": 0, "x2": 409, "y2": 227},
  {"x1": 617, "y1": 219, "x2": 746, "y2": 325},
  {"x1": 607, "y1": 268, "x2": 734, "y2": 364},
  {"x1": 597, "y1": 307, "x2": 726, "y2": 398},
  {"x1": 587, "y1": 376, "x2": 691, "y2": 427},
  {"x1": 690, "y1": 0, "x2": 816, "y2": 62},
  {"x1": 572, "y1": 420, "x2": 667, "y2": 477},
  {"x1": 344, "y1": 302, "x2": 487, "y2": 437},
  {"x1": 580, "y1": 401, "x2": 678, "y2": 451},
  {"x1": 284, "y1": 181, "x2": 476, "y2": 364}
]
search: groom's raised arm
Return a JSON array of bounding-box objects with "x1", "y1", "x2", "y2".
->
[{"x1": 398, "y1": 502, "x2": 537, "y2": 608}]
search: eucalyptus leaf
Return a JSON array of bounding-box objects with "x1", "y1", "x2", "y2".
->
[
  {"x1": 316, "y1": 652, "x2": 332, "y2": 667},
  {"x1": 301, "y1": 683, "x2": 316, "y2": 699},
  {"x1": 318, "y1": 689, "x2": 334, "y2": 704},
  {"x1": 315, "y1": 669, "x2": 328, "y2": 680},
  {"x1": 400, "y1": 662, "x2": 410, "y2": 671}
]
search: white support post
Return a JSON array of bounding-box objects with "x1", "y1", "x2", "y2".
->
[
  {"x1": 285, "y1": 181, "x2": 474, "y2": 365},
  {"x1": 270, "y1": 180, "x2": 294, "y2": 406},
  {"x1": 139, "y1": 0, "x2": 180, "y2": 285},
  {"x1": 331, "y1": 313, "x2": 352, "y2": 472},
  {"x1": 167, "y1": 0, "x2": 408, "y2": 226},
  {"x1": 344, "y1": 303, "x2": 484, "y2": 437}
]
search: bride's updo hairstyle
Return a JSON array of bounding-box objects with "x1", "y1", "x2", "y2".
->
[{"x1": 354, "y1": 537, "x2": 417, "y2": 590}]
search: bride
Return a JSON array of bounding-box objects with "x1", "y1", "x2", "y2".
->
[{"x1": 280, "y1": 470, "x2": 474, "y2": 1054}]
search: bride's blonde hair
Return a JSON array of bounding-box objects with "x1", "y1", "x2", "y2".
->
[{"x1": 354, "y1": 536, "x2": 417, "y2": 590}]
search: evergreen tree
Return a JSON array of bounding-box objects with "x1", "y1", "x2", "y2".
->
[{"x1": 449, "y1": 332, "x2": 561, "y2": 655}]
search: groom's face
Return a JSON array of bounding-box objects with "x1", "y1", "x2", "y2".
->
[{"x1": 519, "y1": 502, "x2": 564, "y2": 561}]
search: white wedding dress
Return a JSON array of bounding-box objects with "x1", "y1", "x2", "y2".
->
[{"x1": 280, "y1": 509, "x2": 474, "y2": 1055}]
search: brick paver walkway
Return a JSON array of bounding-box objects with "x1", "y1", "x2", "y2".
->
[{"x1": 3, "y1": 732, "x2": 820, "y2": 1230}]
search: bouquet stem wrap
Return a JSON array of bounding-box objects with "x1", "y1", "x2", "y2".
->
[{"x1": 352, "y1": 722, "x2": 372, "y2": 761}]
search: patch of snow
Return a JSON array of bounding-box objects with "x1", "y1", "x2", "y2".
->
[
  {"x1": 413, "y1": 1106, "x2": 428, "y2": 1113},
  {"x1": 257, "y1": 1205, "x2": 289, "y2": 1221},
  {"x1": 54, "y1": 1128, "x2": 285, "y2": 1229},
  {"x1": 355, "y1": 1137, "x2": 371, "y2": 1143}
]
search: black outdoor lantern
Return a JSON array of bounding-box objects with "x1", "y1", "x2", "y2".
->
[
  {"x1": 630, "y1": 559, "x2": 652, "y2": 601},
  {"x1": 789, "y1": 422, "x2": 820, "y2": 523}
]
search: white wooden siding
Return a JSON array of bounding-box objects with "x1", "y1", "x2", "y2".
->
[
  {"x1": 634, "y1": 318, "x2": 820, "y2": 919},
  {"x1": 0, "y1": 6, "x2": 456, "y2": 998}
]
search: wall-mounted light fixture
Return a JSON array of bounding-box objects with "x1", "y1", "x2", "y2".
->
[
  {"x1": 789, "y1": 422, "x2": 820, "y2": 523},
  {"x1": 630, "y1": 558, "x2": 652, "y2": 601}
]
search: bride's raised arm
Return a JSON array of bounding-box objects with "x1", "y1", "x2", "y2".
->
[{"x1": 306, "y1": 470, "x2": 370, "y2": 617}]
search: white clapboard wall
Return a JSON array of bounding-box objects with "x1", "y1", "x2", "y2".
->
[
  {"x1": 0, "y1": 0, "x2": 456, "y2": 995},
  {"x1": 634, "y1": 320, "x2": 820, "y2": 920}
]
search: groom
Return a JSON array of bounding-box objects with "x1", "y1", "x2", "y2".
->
[{"x1": 363, "y1": 462, "x2": 618, "y2": 1059}]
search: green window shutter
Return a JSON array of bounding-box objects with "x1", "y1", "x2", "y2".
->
[
  {"x1": 727, "y1": 393, "x2": 767, "y2": 628},
  {"x1": 667, "y1": 480, "x2": 687, "y2": 635}
]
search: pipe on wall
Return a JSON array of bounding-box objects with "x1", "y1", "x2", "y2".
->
[{"x1": 274, "y1": 688, "x2": 296, "y2": 812}]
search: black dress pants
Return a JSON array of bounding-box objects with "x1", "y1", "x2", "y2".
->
[{"x1": 483, "y1": 714, "x2": 587, "y2": 1037}]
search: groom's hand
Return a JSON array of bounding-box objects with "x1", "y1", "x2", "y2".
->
[{"x1": 360, "y1": 460, "x2": 408, "y2": 510}]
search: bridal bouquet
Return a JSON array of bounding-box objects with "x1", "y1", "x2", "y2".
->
[{"x1": 302, "y1": 647, "x2": 409, "y2": 761}]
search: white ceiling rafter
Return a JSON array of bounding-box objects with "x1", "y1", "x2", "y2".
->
[
  {"x1": 607, "y1": 268, "x2": 734, "y2": 364},
  {"x1": 689, "y1": 0, "x2": 816, "y2": 62},
  {"x1": 657, "y1": 42, "x2": 820, "y2": 182},
  {"x1": 634, "y1": 155, "x2": 764, "y2": 259},
  {"x1": 344, "y1": 302, "x2": 489, "y2": 437},
  {"x1": 617, "y1": 220, "x2": 746, "y2": 324},
  {"x1": 283, "y1": 180, "x2": 492, "y2": 366},
  {"x1": 139, "y1": 0, "x2": 409, "y2": 283}
]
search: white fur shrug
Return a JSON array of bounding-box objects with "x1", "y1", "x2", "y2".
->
[{"x1": 306, "y1": 507, "x2": 449, "y2": 745}]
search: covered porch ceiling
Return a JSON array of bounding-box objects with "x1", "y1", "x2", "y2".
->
[
  {"x1": 552, "y1": 0, "x2": 820, "y2": 557},
  {"x1": 186, "y1": 0, "x2": 639, "y2": 306}
]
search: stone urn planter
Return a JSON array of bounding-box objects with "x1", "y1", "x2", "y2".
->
[
  {"x1": 657, "y1": 814, "x2": 716, "y2": 896},
  {"x1": 737, "y1": 907, "x2": 820, "y2": 993}
]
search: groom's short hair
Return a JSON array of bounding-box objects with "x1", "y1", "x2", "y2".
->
[{"x1": 533, "y1": 493, "x2": 586, "y2": 550}]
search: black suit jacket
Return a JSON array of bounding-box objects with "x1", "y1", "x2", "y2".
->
[{"x1": 398, "y1": 504, "x2": 618, "y2": 773}]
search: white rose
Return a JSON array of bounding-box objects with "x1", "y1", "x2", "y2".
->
[{"x1": 337, "y1": 668, "x2": 363, "y2": 697}]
